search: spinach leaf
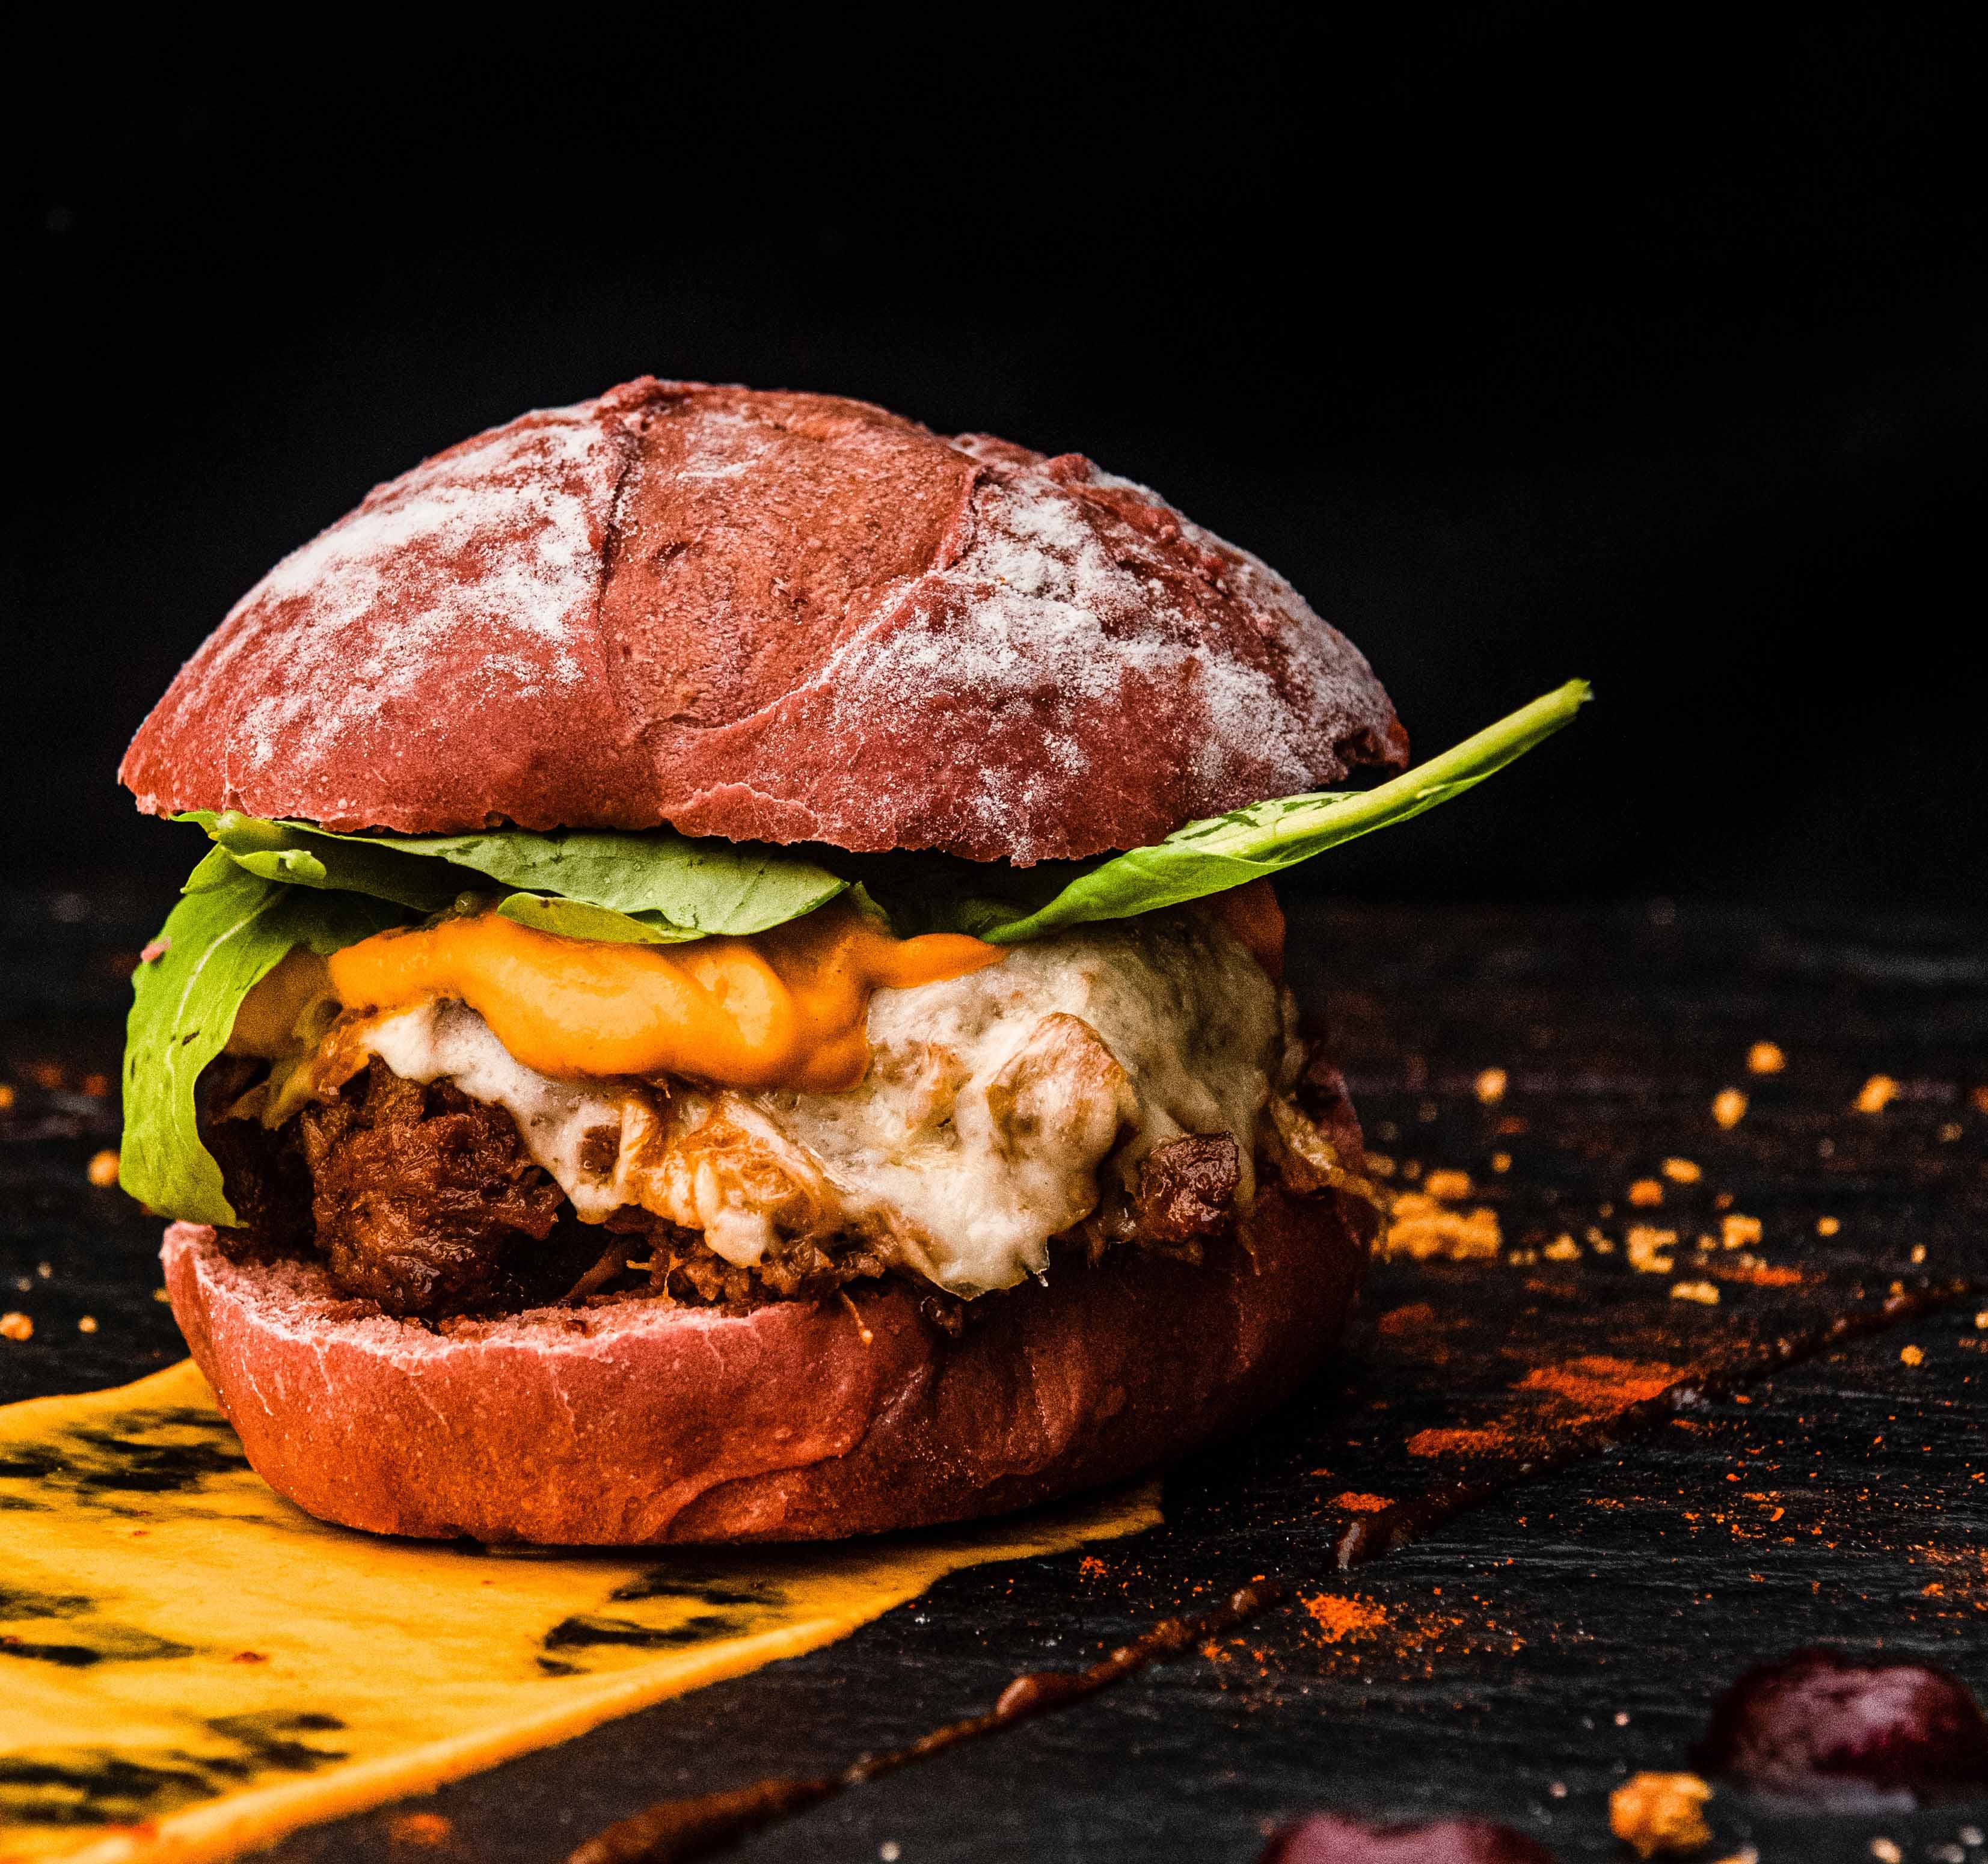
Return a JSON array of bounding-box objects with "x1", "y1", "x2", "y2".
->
[
  {"x1": 184, "y1": 812, "x2": 465, "y2": 913},
  {"x1": 121, "y1": 868, "x2": 405, "y2": 1226},
  {"x1": 168, "y1": 682, "x2": 1587, "y2": 962},
  {"x1": 180, "y1": 814, "x2": 847, "y2": 938},
  {"x1": 384, "y1": 827, "x2": 847, "y2": 934},
  {"x1": 971, "y1": 680, "x2": 1591, "y2": 943},
  {"x1": 492, "y1": 895, "x2": 703, "y2": 945}
]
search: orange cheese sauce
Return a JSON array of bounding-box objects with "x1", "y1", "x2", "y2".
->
[
  {"x1": 1212, "y1": 879, "x2": 1286, "y2": 981},
  {"x1": 325, "y1": 907, "x2": 1006, "y2": 1094}
]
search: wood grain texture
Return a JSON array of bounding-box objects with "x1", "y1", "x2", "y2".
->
[{"x1": 3, "y1": 889, "x2": 1983, "y2": 1862}]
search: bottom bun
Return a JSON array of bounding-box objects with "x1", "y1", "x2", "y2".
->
[{"x1": 161, "y1": 1182, "x2": 1367, "y2": 1544}]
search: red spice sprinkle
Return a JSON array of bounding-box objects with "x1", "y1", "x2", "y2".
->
[
  {"x1": 1300, "y1": 1595, "x2": 1387, "y2": 1643},
  {"x1": 1518, "y1": 1355, "x2": 1681, "y2": 1416},
  {"x1": 1405, "y1": 1426, "x2": 1512, "y2": 1458},
  {"x1": 1713, "y1": 1260, "x2": 1807, "y2": 1288}
]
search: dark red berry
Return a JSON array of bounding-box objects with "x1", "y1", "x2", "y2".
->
[
  {"x1": 1259, "y1": 1812, "x2": 1558, "y2": 1863},
  {"x1": 1696, "y1": 1647, "x2": 1988, "y2": 1807}
]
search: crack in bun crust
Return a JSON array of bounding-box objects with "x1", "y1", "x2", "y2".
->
[
  {"x1": 162, "y1": 1182, "x2": 1367, "y2": 1544},
  {"x1": 120, "y1": 381, "x2": 1407, "y2": 863}
]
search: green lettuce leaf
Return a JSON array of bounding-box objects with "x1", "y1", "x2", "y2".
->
[
  {"x1": 121, "y1": 866, "x2": 405, "y2": 1226},
  {"x1": 181, "y1": 814, "x2": 847, "y2": 938},
  {"x1": 968, "y1": 680, "x2": 1591, "y2": 943}
]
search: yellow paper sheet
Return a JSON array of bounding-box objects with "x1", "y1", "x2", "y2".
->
[{"x1": 0, "y1": 1360, "x2": 1158, "y2": 1863}]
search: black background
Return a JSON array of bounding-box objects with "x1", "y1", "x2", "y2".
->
[{"x1": 9, "y1": 7, "x2": 1982, "y2": 903}]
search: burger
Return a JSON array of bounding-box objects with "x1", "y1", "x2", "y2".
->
[{"x1": 118, "y1": 378, "x2": 1583, "y2": 1544}]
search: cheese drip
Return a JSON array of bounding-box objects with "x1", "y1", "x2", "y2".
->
[{"x1": 325, "y1": 906, "x2": 1004, "y2": 1093}]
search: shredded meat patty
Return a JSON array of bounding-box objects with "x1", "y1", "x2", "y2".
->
[
  {"x1": 286, "y1": 1059, "x2": 565, "y2": 1316},
  {"x1": 204, "y1": 1055, "x2": 1266, "y2": 1324},
  {"x1": 204, "y1": 1059, "x2": 931, "y2": 1321}
]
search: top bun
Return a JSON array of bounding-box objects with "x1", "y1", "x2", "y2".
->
[{"x1": 121, "y1": 380, "x2": 1406, "y2": 864}]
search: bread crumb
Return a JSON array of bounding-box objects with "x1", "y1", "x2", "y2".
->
[
  {"x1": 1672, "y1": 1280, "x2": 1720, "y2": 1305},
  {"x1": 384, "y1": 1812, "x2": 455, "y2": 1847},
  {"x1": 1713, "y1": 1089, "x2": 1747, "y2": 1128},
  {"x1": 1544, "y1": 1234, "x2": 1580, "y2": 1262},
  {"x1": 1610, "y1": 1772, "x2": 1713, "y2": 1858},
  {"x1": 1855, "y1": 1075, "x2": 1900, "y2": 1114},
  {"x1": 1900, "y1": 1344, "x2": 1924, "y2": 1366},
  {"x1": 1330, "y1": 1492, "x2": 1390, "y2": 1513},
  {"x1": 1975, "y1": 1311, "x2": 1988, "y2": 1329},
  {"x1": 1747, "y1": 1042, "x2": 1785, "y2": 1075},
  {"x1": 1722, "y1": 1213, "x2": 1763, "y2": 1249},
  {"x1": 1870, "y1": 1841, "x2": 1902, "y2": 1864},
  {"x1": 86, "y1": 1150, "x2": 120, "y2": 1188},
  {"x1": 1490, "y1": 1151, "x2": 1511, "y2": 1173},
  {"x1": 1817, "y1": 1216, "x2": 1840, "y2": 1236},
  {"x1": 76, "y1": 1315, "x2": 97, "y2": 1334},
  {"x1": 0, "y1": 1313, "x2": 31, "y2": 1342},
  {"x1": 1972, "y1": 1086, "x2": 1988, "y2": 1116},
  {"x1": 1661, "y1": 1157, "x2": 1702, "y2": 1183},
  {"x1": 1423, "y1": 1169, "x2": 1472, "y2": 1201},
  {"x1": 1629, "y1": 1178, "x2": 1664, "y2": 1207},
  {"x1": 0, "y1": 1084, "x2": 14, "y2": 1110},
  {"x1": 153, "y1": 1287, "x2": 171, "y2": 1304},
  {"x1": 1627, "y1": 1226, "x2": 1678, "y2": 1274},
  {"x1": 1474, "y1": 1067, "x2": 1507, "y2": 1104}
]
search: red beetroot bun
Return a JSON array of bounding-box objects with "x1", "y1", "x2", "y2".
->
[
  {"x1": 119, "y1": 380, "x2": 1406, "y2": 865},
  {"x1": 161, "y1": 1182, "x2": 1367, "y2": 1544}
]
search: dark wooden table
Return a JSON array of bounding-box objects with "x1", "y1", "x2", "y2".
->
[{"x1": 5, "y1": 885, "x2": 1984, "y2": 1863}]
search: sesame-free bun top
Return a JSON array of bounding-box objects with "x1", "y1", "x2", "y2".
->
[{"x1": 121, "y1": 379, "x2": 1407, "y2": 863}]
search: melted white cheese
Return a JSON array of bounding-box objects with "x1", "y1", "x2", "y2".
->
[
  {"x1": 362, "y1": 1001, "x2": 633, "y2": 1221},
  {"x1": 343, "y1": 910, "x2": 1284, "y2": 1296}
]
